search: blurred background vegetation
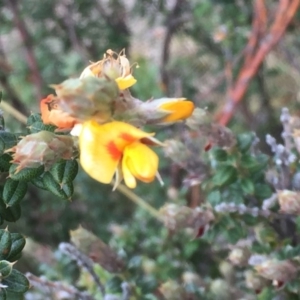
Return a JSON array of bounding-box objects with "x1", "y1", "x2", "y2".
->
[{"x1": 1, "y1": 0, "x2": 300, "y2": 299}]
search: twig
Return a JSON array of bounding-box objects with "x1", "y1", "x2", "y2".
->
[
  {"x1": 54, "y1": 1, "x2": 88, "y2": 62},
  {"x1": 161, "y1": 0, "x2": 187, "y2": 94},
  {"x1": 59, "y1": 242, "x2": 105, "y2": 297},
  {"x1": 0, "y1": 100, "x2": 27, "y2": 124},
  {"x1": 7, "y1": 0, "x2": 44, "y2": 100},
  {"x1": 26, "y1": 272, "x2": 95, "y2": 300},
  {"x1": 215, "y1": 0, "x2": 300, "y2": 126},
  {"x1": 0, "y1": 42, "x2": 29, "y2": 115},
  {"x1": 115, "y1": 183, "x2": 163, "y2": 222}
]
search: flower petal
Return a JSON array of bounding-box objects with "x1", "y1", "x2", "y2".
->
[
  {"x1": 40, "y1": 95, "x2": 77, "y2": 129},
  {"x1": 115, "y1": 75, "x2": 137, "y2": 90},
  {"x1": 79, "y1": 121, "x2": 120, "y2": 184},
  {"x1": 79, "y1": 120, "x2": 154, "y2": 184},
  {"x1": 159, "y1": 100, "x2": 195, "y2": 123},
  {"x1": 122, "y1": 142, "x2": 158, "y2": 188},
  {"x1": 122, "y1": 158, "x2": 137, "y2": 189}
]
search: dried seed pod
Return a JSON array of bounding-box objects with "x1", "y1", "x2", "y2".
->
[{"x1": 6, "y1": 131, "x2": 74, "y2": 172}]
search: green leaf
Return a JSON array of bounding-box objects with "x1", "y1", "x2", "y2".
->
[
  {"x1": 26, "y1": 112, "x2": 42, "y2": 126},
  {"x1": 236, "y1": 132, "x2": 255, "y2": 153},
  {"x1": 105, "y1": 276, "x2": 123, "y2": 293},
  {"x1": 3, "y1": 179, "x2": 27, "y2": 207},
  {"x1": 9, "y1": 165, "x2": 44, "y2": 182},
  {"x1": 240, "y1": 154, "x2": 258, "y2": 170},
  {"x1": 0, "y1": 230, "x2": 11, "y2": 260},
  {"x1": 0, "y1": 132, "x2": 19, "y2": 155},
  {"x1": 0, "y1": 260, "x2": 12, "y2": 278},
  {"x1": 2, "y1": 205, "x2": 21, "y2": 223},
  {"x1": 31, "y1": 175, "x2": 47, "y2": 190},
  {"x1": 212, "y1": 165, "x2": 237, "y2": 187},
  {"x1": 240, "y1": 153, "x2": 269, "y2": 174},
  {"x1": 49, "y1": 159, "x2": 78, "y2": 184},
  {"x1": 225, "y1": 224, "x2": 246, "y2": 244},
  {"x1": 61, "y1": 182, "x2": 74, "y2": 199},
  {"x1": 296, "y1": 216, "x2": 300, "y2": 233},
  {"x1": 0, "y1": 290, "x2": 6, "y2": 300},
  {"x1": 254, "y1": 183, "x2": 273, "y2": 200},
  {"x1": 257, "y1": 287, "x2": 275, "y2": 300},
  {"x1": 42, "y1": 172, "x2": 69, "y2": 200},
  {"x1": 0, "y1": 154, "x2": 12, "y2": 172},
  {"x1": 240, "y1": 178, "x2": 255, "y2": 195},
  {"x1": 211, "y1": 148, "x2": 228, "y2": 162},
  {"x1": 207, "y1": 190, "x2": 221, "y2": 206},
  {"x1": 27, "y1": 113, "x2": 56, "y2": 133},
  {"x1": 2, "y1": 269, "x2": 30, "y2": 293},
  {"x1": 7, "y1": 234, "x2": 25, "y2": 262},
  {"x1": 42, "y1": 160, "x2": 77, "y2": 200}
]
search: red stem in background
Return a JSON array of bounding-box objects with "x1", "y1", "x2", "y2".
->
[{"x1": 215, "y1": 0, "x2": 300, "y2": 126}]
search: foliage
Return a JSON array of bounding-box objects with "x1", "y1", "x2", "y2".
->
[{"x1": 1, "y1": 0, "x2": 300, "y2": 299}]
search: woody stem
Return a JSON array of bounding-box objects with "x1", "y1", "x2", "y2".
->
[
  {"x1": 116, "y1": 183, "x2": 163, "y2": 222},
  {"x1": 1, "y1": 101, "x2": 27, "y2": 124}
]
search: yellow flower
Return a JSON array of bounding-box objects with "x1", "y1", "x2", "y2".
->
[
  {"x1": 141, "y1": 98, "x2": 195, "y2": 124},
  {"x1": 79, "y1": 49, "x2": 137, "y2": 90},
  {"x1": 159, "y1": 99, "x2": 195, "y2": 123},
  {"x1": 79, "y1": 120, "x2": 160, "y2": 188}
]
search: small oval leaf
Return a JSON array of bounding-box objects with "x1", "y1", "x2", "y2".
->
[
  {"x1": 0, "y1": 230, "x2": 11, "y2": 260},
  {"x1": 3, "y1": 179, "x2": 27, "y2": 207},
  {"x1": 212, "y1": 165, "x2": 237, "y2": 187},
  {"x1": 9, "y1": 165, "x2": 44, "y2": 182},
  {"x1": 7, "y1": 234, "x2": 25, "y2": 262},
  {"x1": 43, "y1": 172, "x2": 68, "y2": 200},
  {"x1": 31, "y1": 176, "x2": 47, "y2": 190},
  {"x1": 240, "y1": 178, "x2": 255, "y2": 195},
  {"x1": 0, "y1": 154, "x2": 12, "y2": 172},
  {"x1": 2, "y1": 269, "x2": 30, "y2": 293},
  {"x1": 0, "y1": 132, "x2": 19, "y2": 155},
  {"x1": 50, "y1": 159, "x2": 78, "y2": 184},
  {"x1": 0, "y1": 260, "x2": 13, "y2": 278},
  {"x1": 2, "y1": 204, "x2": 21, "y2": 223}
]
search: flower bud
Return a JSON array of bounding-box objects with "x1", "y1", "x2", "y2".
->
[
  {"x1": 228, "y1": 247, "x2": 251, "y2": 266},
  {"x1": 6, "y1": 131, "x2": 74, "y2": 172},
  {"x1": 163, "y1": 140, "x2": 190, "y2": 165},
  {"x1": 182, "y1": 272, "x2": 204, "y2": 287},
  {"x1": 139, "y1": 98, "x2": 194, "y2": 124},
  {"x1": 278, "y1": 190, "x2": 300, "y2": 214},
  {"x1": 159, "y1": 280, "x2": 185, "y2": 300},
  {"x1": 255, "y1": 259, "x2": 297, "y2": 283},
  {"x1": 142, "y1": 258, "x2": 157, "y2": 275},
  {"x1": 79, "y1": 49, "x2": 137, "y2": 90},
  {"x1": 159, "y1": 204, "x2": 214, "y2": 237},
  {"x1": 52, "y1": 76, "x2": 119, "y2": 123},
  {"x1": 245, "y1": 270, "x2": 268, "y2": 294},
  {"x1": 219, "y1": 261, "x2": 234, "y2": 282},
  {"x1": 210, "y1": 279, "x2": 231, "y2": 299}
]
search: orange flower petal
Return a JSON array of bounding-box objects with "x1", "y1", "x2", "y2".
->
[
  {"x1": 40, "y1": 94, "x2": 55, "y2": 124},
  {"x1": 40, "y1": 95, "x2": 77, "y2": 129}
]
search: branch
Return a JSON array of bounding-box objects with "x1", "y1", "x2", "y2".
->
[
  {"x1": 161, "y1": 0, "x2": 188, "y2": 95},
  {"x1": 26, "y1": 272, "x2": 94, "y2": 300},
  {"x1": 215, "y1": 0, "x2": 300, "y2": 126},
  {"x1": 7, "y1": 0, "x2": 44, "y2": 101}
]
